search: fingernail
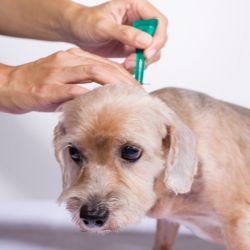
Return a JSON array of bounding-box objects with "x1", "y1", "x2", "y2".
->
[
  {"x1": 136, "y1": 33, "x2": 153, "y2": 47},
  {"x1": 145, "y1": 49, "x2": 156, "y2": 59},
  {"x1": 125, "y1": 60, "x2": 136, "y2": 69}
]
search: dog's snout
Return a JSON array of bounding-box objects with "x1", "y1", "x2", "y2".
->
[{"x1": 80, "y1": 204, "x2": 109, "y2": 228}]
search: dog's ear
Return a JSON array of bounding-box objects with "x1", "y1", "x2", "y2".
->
[
  {"x1": 53, "y1": 122, "x2": 70, "y2": 189},
  {"x1": 163, "y1": 116, "x2": 197, "y2": 194},
  {"x1": 53, "y1": 121, "x2": 65, "y2": 165}
]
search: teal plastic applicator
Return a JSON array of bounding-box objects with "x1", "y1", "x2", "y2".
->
[{"x1": 132, "y1": 19, "x2": 158, "y2": 84}]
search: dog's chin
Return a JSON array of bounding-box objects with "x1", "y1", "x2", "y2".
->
[{"x1": 78, "y1": 222, "x2": 120, "y2": 234}]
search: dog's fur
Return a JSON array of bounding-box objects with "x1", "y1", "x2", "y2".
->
[{"x1": 54, "y1": 84, "x2": 250, "y2": 250}]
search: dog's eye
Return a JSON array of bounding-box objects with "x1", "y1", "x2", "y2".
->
[
  {"x1": 121, "y1": 145, "x2": 142, "y2": 162},
  {"x1": 68, "y1": 145, "x2": 82, "y2": 163}
]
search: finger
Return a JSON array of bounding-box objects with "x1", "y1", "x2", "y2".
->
[
  {"x1": 67, "y1": 47, "x2": 124, "y2": 69},
  {"x1": 66, "y1": 48, "x2": 137, "y2": 84},
  {"x1": 123, "y1": 45, "x2": 136, "y2": 55},
  {"x1": 144, "y1": 18, "x2": 168, "y2": 59},
  {"x1": 105, "y1": 22, "x2": 153, "y2": 49},
  {"x1": 60, "y1": 62, "x2": 139, "y2": 87},
  {"x1": 123, "y1": 53, "x2": 136, "y2": 71},
  {"x1": 133, "y1": 1, "x2": 168, "y2": 59},
  {"x1": 123, "y1": 51, "x2": 161, "y2": 71},
  {"x1": 145, "y1": 51, "x2": 161, "y2": 66}
]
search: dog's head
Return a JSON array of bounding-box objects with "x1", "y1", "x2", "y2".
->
[{"x1": 54, "y1": 84, "x2": 197, "y2": 233}]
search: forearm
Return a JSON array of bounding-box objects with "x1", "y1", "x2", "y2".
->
[{"x1": 0, "y1": 0, "x2": 83, "y2": 42}]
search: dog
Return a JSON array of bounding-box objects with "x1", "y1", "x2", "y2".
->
[{"x1": 54, "y1": 84, "x2": 250, "y2": 250}]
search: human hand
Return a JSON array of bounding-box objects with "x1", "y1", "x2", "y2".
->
[
  {"x1": 0, "y1": 48, "x2": 139, "y2": 114},
  {"x1": 64, "y1": 0, "x2": 167, "y2": 70}
]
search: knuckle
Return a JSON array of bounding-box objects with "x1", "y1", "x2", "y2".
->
[
  {"x1": 118, "y1": 26, "x2": 133, "y2": 39},
  {"x1": 156, "y1": 34, "x2": 168, "y2": 48},
  {"x1": 84, "y1": 64, "x2": 99, "y2": 76},
  {"x1": 27, "y1": 84, "x2": 48, "y2": 105},
  {"x1": 52, "y1": 51, "x2": 69, "y2": 61},
  {"x1": 157, "y1": 12, "x2": 168, "y2": 26},
  {"x1": 67, "y1": 47, "x2": 82, "y2": 55},
  {"x1": 153, "y1": 53, "x2": 161, "y2": 62},
  {"x1": 67, "y1": 86, "x2": 79, "y2": 98},
  {"x1": 161, "y1": 15, "x2": 168, "y2": 25},
  {"x1": 41, "y1": 66, "x2": 59, "y2": 81},
  {"x1": 105, "y1": 63, "x2": 123, "y2": 73},
  {"x1": 47, "y1": 65, "x2": 59, "y2": 75},
  {"x1": 162, "y1": 33, "x2": 168, "y2": 44},
  {"x1": 105, "y1": 63, "x2": 116, "y2": 72},
  {"x1": 157, "y1": 52, "x2": 161, "y2": 60},
  {"x1": 108, "y1": 59, "x2": 123, "y2": 69},
  {"x1": 149, "y1": 52, "x2": 161, "y2": 64},
  {"x1": 37, "y1": 84, "x2": 49, "y2": 98},
  {"x1": 67, "y1": 87, "x2": 75, "y2": 96},
  {"x1": 95, "y1": 17, "x2": 106, "y2": 31}
]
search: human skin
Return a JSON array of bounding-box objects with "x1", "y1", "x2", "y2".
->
[
  {"x1": 0, "y1": 0, "x2": 167, "y2": 113},
  {"x1": 0, "y1": 48, "x2": 140, "y2": 113}
]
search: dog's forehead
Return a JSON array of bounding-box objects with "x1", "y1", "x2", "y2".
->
[
  {"x1": 62, "y1": 84, "x2": 168, "y2": 151},
  {"x1": 63, "y1": 88, "x2": 146, "y2": 135},
  {"x1": 78, "y1": 107, "x2": 127, "y2": 145},
  {"x1": 65, "y1": 103, "x2": 145, "y2": 147}
]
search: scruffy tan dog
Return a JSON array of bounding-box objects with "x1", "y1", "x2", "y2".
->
[{"x1": 54, "y1": 84, "x2": 250, "y2": 250}]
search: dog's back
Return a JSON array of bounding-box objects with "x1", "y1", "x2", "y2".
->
[
  {"x1": 152, "y1": 87, "x2": 250, "y2": 171},
  {"x1": 152, "y1": 87, "x2": 250, "y2": 123}
]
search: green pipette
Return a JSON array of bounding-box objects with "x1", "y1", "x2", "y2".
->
[{"x1": 132, "y1": 19, "x2": 158, "y2": 84}]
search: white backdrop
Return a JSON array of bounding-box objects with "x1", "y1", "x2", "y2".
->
[{"x1": 0, "y1": 0, "x2": 250, "y2": 200}]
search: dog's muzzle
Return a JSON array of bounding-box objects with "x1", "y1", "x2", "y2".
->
[{"x1": 80, "y1": 204, "x2": 109, "y2": 228}]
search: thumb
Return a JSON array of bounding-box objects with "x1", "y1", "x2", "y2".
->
[{"x1": 107, "y1": 23, "x2": 153, "y2": 49}]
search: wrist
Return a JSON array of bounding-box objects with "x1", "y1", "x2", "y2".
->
[
  {"x1": 59, "y1": 1, "x2": 90, "y2": 44},
  {"x1": 0, "y1": 64, "x2": 13, "y2": 87},
  {"x1": 0, "y1": 64, "x2": 16, "y2": 113}
]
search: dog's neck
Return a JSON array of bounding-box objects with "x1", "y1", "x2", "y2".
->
[{"x1": 147, "y1": 160, "x2": 203, "y2": 219}]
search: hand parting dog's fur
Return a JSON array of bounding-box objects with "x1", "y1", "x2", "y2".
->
[{"x1": 54, "y1": 84, "x2": 250, "y2": 250}]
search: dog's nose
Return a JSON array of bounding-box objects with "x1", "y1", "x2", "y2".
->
[{"x1": 80, "y1": 204, "x2": 109, "y2": 228}]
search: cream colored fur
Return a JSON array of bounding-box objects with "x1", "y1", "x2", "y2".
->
[{"x1": 54, "y1": 84, "x2": 250, "y2": 250}]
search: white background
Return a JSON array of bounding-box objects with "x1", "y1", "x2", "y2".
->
[{"x1": 0, "y1": 0, "x2": 250, "y2": 200}]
